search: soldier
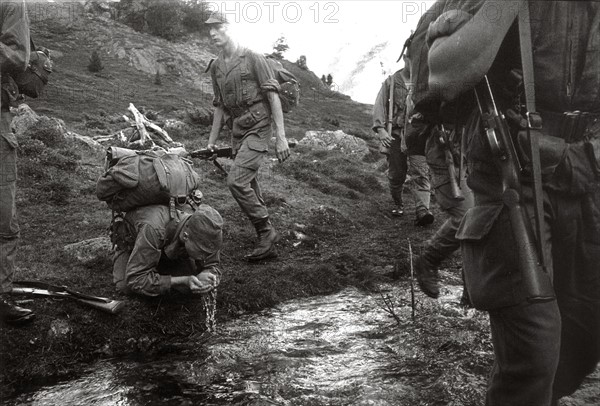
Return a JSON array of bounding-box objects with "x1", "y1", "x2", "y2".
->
[
  {"x1": 205, "y1": 11, "x2": 290, "y2": 262},
  {"x1": 372, "y1": 69, "x2": 408, "y2": 217},
  {"x1": 401, "y1": 0, "x2": 474, "y2": 302},
  {"x1": 112, "y1": 204, "x2": 223, "y2": 297},
  {"x1": 0, "y1": 0, "x2": 34, "y2": 325},
  {"x1": 428, "y1": 1, "x2": 600, "y2": 404}
]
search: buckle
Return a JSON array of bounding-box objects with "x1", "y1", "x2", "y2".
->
[{"x1": 526, "y1": 111, "x2": 543, "y2": 130}]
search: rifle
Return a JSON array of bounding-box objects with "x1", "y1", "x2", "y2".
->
[
  {"x1": 473, "y1": 76, "x2": 554, "y2": 303},
  {"x1": 438, "y1": 125, "x2": 464, "y2": 200},
  {"x1": 190, "y1": 146, "x2": 232, "y2": 175},
  {"x1": 190, "y1": 140, "x2": 297, "y2": 175},
  {"x1": 12, "y1": 281, "x2": 126, "y2": 314},
  {"x1": 380, "y1": 73, "x2": 395, "y2": 155}
]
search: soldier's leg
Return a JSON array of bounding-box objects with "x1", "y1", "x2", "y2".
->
[
  {"x1": 421, "y1": 177, "x2": 474, "y2": 267},
  {"x1": 407, "y1": 154, "x2": 433, "y2": 226},
  {"x1": 387, "y1": 137, "x2": 408, "y2": 214},
  {"x1": 227, "y1": 136, "x2": 278, "y2": 260},
  {"x1": 0, "y1": 130, "x2": 19, "y2": 294},
  {"x1": 551, "y1": 190, "x2": 600, "y2": 401},
  {"x1": 0, "y1": 115, "x2": 34, "y2": 324},
  {"x1": 487, "y1": 300, "x2": 561, "y2": 406}
]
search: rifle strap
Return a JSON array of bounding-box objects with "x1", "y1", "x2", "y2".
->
[{"x1": 518, "y1": 4, "x2": 549, "y2": 270}]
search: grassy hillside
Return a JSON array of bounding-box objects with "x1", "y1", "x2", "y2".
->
[{"x1": 3, "y1": 6, "x2": 597, "y2": 406}]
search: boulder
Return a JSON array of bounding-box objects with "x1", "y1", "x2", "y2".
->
[
  {"x1": 64, "y1": 131, "x2": 106, "y2": 162},
  {"x1": 300, "y1": 130, "x2": 369, "y2": 159},
  {"x1": 10, "y1": 104, "x2": 40, "y2": 135},
  {"x1": 64, "y1": 237, "x2": 112, "y2": 265}
]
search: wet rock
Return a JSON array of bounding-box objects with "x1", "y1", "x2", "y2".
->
[
  {"x1": 63, "y1": 237, "x2": 112, "y2": 265},
  {"x1": 47, "y1": 319, "x2": 73, "y2": 342},
  {"x1": 300, "y1": 130, "x2": 369, "y2": 159}
]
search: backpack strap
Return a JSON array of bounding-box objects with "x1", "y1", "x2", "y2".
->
[{"x1": 240, "y1": 52, "x2": 251, "y2": 107}]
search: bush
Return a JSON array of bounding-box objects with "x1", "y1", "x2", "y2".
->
[
  {"x1": 24, "y1": 117, "x2": 67, "y2": 148},
  {"x1": 88, "y1": 50, "x2": 104, "y2": 73}
]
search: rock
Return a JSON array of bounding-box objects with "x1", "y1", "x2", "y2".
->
[
  {"x1": 184, "y1": 107, "x2": 213, "y2": 126},
  {"x1": 163, "y1": 119, "x2": 188, "y2": 133},
  {"x1": 10, "y1": 104, "x2": 40, "y2": 135},
  {"x1": 300, "y1": 130, "x2": 369, "y2": 159},
  {"x1": 64, "y1": 237, "x2": 112, "y2": 265},
  {"x1": 47, "y1": 319, "x2": 73, "y2": 342},
  {"x1": 64, "y1": 131, "x2": 106, "y2": 162}
]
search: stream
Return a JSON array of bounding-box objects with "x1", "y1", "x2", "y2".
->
[{"x1": 6, "y1": 285, "x2": 469, "y2": 406}]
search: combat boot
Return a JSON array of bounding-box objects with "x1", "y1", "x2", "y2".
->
[
  {"x1": 245, "y1": 218, "x2": 281, "y2": 262},
  {"x1": 0, "y1": 294, "x2": 35, "y2": 325},
  {"x1": 415, "y1": 208, "x2": 434, "y2": 227},
  {"x1": 414, "y1": 256, "x2": 440, "y2": 299}
]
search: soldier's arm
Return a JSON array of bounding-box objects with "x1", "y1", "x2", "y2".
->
[
  {"x1": 207, "y1": 106, "x2": 225, "y2": 148},
  {"x1": 0, "y1": 0, "x2": 30, "y2": 73},
  {"x1": 125, "y1": 224, "x2": 172, "y2": 297},
  {"x1": 372, "y1": 80, "x2": 388, "y2": 132},
  {"x1": 266, "y1": 91, "x2": 290, "y2": 162},
  {"x1": 428, "y1": 0, "x2": 524, "y2": 101}
]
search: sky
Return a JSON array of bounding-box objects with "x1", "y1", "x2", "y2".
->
[
  {"x1": 219, "y1": 0, "x2": 436, "y2": 103},
  {"x1": 40, "y1": 0, "x2": 435, "y2": 104}
]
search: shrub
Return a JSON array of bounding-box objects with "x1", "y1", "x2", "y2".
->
[
  {"x1": 25, "y1": 117, "x2": 67, "y2": 148},
  {"x1": 88, "y1": 50, "x2": 104, "y2": 73}
]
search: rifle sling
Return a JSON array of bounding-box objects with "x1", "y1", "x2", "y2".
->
[{"x1": 518, "y1": 4, "x2": 549, "y2": 270}]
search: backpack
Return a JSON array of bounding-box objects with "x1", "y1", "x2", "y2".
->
[
  {"x1": 96, "y1": 147, "x2": 202, "y2": 214},
  {"x1": 12, "y1": 39, "x2": 53, "y2": 99},
  {"x1": 265, "y1": 56, "x2": 300, "y2": 113}
]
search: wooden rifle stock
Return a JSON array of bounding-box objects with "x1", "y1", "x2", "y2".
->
[
  {"x1": 474, "y1": 77, "x2": 554, "y2": 303},
  {"x1": 13, "y1": 281, "x2": 125, "y2": 314}
]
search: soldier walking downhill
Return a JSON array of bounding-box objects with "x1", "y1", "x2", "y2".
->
[{"x1": 205, "y1": 11, "x2": 290, "y2": 262}]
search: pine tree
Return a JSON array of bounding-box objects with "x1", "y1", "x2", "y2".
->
[
  {"x1": 154, "y1": 69, "x2": 162, "y2": 85},
  {"x1": 88, "y1": 50, "x2": 104, "y2": 72}
]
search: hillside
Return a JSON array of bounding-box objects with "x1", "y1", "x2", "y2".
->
[{"x1": 2, "y1": 5, "x2": 597, "y2": 406}]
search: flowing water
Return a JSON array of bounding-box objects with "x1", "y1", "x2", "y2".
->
[{"x1": 6, "y1": 285, "x2": 468, "y2": 406}]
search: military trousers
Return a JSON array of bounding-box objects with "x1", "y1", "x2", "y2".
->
[
  {"x1": 421, "y1": 168, "x2": 473, "y2": 267},
  {"x1": 459, "y1": 182, "x2": 600, "y2": 405},
  {"x1": 227, "y1": 130, "x2": 270, "y2": 225},
  {"x1": 0, "y1": 111, "x2": 19, "y2": 294},
  {"x1": 386, "y1": 135, "x2": 408, "y2": 207},
  {"x1": 406, "y1": 155, "x2": 431, "y2": 215}
]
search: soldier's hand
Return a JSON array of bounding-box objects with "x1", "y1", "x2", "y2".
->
[
  {"x1": 188, "y1": 273, "x2": 217, "y2": 294},
  {"x1": 276, "y1": 137, "x2": 290, "y2": 163},
  {"x1": 377, "y1": 128, "x2": 394, "y2": 148}
]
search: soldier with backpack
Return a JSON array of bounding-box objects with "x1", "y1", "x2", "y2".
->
[
  {"x1": 112, "y1": 204, "x2": 223, "y2": 297},
  {"x1": 429, "y1": 1, "x2": 600, "y2": 404},
  {"x1": 205, "y1": 10, "x2": 290, "y2": 262},
  {"x1": 0, "y1": 0, "x2": 34, "y2": 325}
]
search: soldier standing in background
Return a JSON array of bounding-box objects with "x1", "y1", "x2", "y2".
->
[
  {"x1": 372, "y1": 69, "x2": 408, "y2": 217},
  {"x1": 0, "y1": 0, "x2": 34, "y2": 325}
]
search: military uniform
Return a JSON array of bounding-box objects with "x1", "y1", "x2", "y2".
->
[
  {"x1": 209, "y1": 47, "x2": 280, "y2": 226},
  {"x1": 372, "y1": 71, "x2": 408, "y2": 211},
  {"x1": 113, "y1": 205, "x2": 222, "y2": 297},
  {"x1": 0, "y1": 0, "x2": 33, "y2": 324},
  {"x1": 419, "y1": 127, "x2": 474, "y2": 290},
  {"x1": 430, "y1": 1, "x2": 600, "y2": 404}
]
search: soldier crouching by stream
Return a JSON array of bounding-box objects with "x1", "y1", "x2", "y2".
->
[
  {"x1": 204, "y1": 11, "x2": 290, "y2": 262},
  {"x1": 112, "y1": 204, "x2": 223, "y2": 297}
]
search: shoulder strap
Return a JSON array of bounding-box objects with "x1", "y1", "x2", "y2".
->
[{"x1": 518, "y1": 3, "x2": 548, "y2": 270}]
